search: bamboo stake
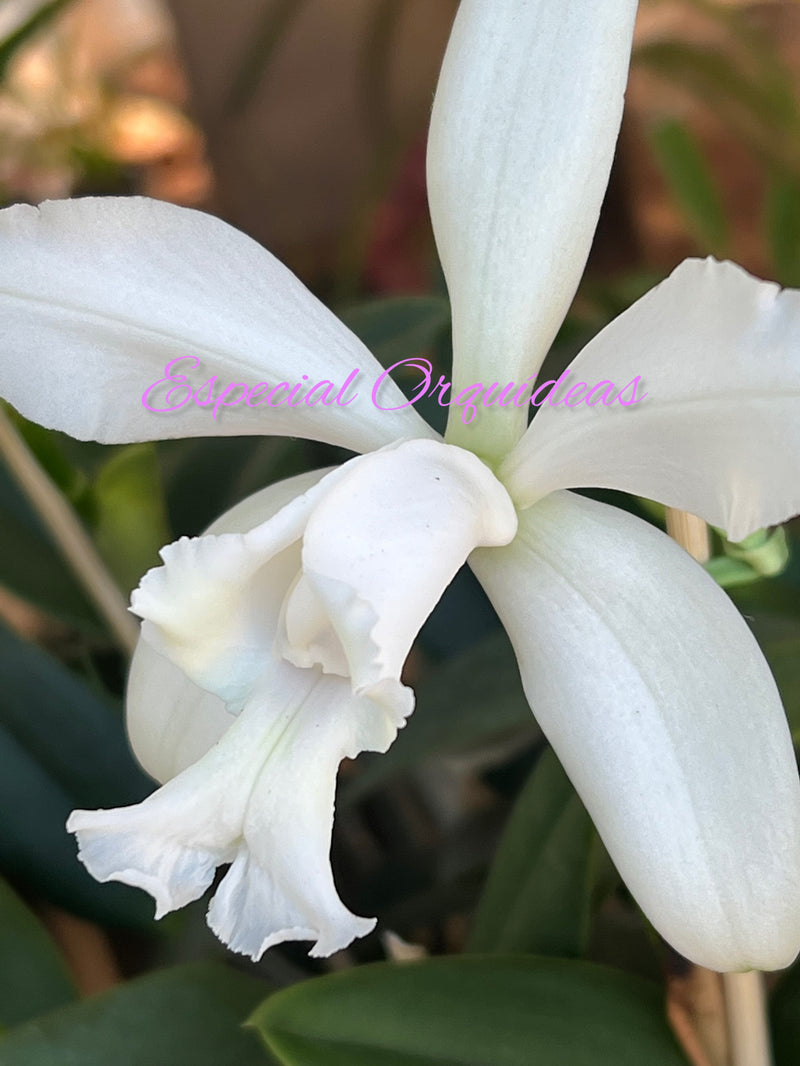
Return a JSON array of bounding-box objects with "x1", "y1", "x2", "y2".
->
[
  {"x1": 665, "y1": 507, "x2": 773, "y2": 1066},
  {"x1": 0, "y1": 407, "x2": 138, "y2": 654},
  {"x1": 723, "y1": 972, "x2": 773, "y2": 1066},
  {"x1": 665, "y1": 509, "x2": 711, "y2": 565}
]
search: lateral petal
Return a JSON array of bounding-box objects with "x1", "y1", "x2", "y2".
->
[
  {"x1": 0, "y1": 197, "x2": 434, "y2": 452},
  {"x1": 428, "y1": 0, "x2": 637, "y2": 456},
  {"x1": 502, "y1": 259, "x2": 800, "y2": 542},
  {"x1": 472, "y1": 491, "x2": 800, "y2": 972}
]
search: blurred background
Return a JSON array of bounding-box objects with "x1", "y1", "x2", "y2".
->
[{"x1": 1, "y1": 2, "x2": 800, "y2": 1065}]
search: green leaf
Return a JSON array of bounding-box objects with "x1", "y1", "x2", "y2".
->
[
  {"x1": 0, "y1": 878, "x2": 76, "y2": 1028},
  {"x1": 648, "y1": 119, "x2": 728, "y2": 256},
  {"x1": 343, "y1": 632, "x2": 539, "y2": 803},
  {"x1": 0, "y1": 724, "x2": 150, "y2": 928},
  {"x1": 251, "y1": 956, "x2": 687, "y2": 1066},
  {"x1": 339, "y1": 296, "x2": 451, "y2": 371},
  {"x1": 0, "y1": 964, "x2": 275, "y2": 1065},
  {"x1": 468, "y1": 749, "x2": 595, "y2": 957},
  {"x1": 0, "y1": 623, "x2": 152, "y2": 925},
  {"x1": 766, "y1": 171, "x2": 800, "y2": 288},
  {"x1": 92, "y1": 444, "x2": 171, "y2": 592},
  {"x1": 0, "y1": 623, "x2": 148, "y2": 807}
]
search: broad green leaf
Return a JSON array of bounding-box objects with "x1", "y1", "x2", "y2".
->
[
  {"x1": 0, "y1": 964, "x2": 275, "y2": 1065},
  {"x1": 0, "y1": 624, "x2": 149, "y2": 807},
  {"x1": 766, "y1": 171, "x2": 800, "y2": 289},
  {"x1": 0, "y1": 723, "x2": 150, "y2": 928},
  {"x1": 0, "y1": 623, "x2": 152, "y2": 925},
  {"x1": 92, "y1": 444, "x2": 171, "y2": 592},
  {"x1": 468, "y1": 749, "x2": 594, "y2": 957},
  {"x1": 648, "y1": 119, "x2": 728, "y2": 256},
  {"x1": 339, "y1": 296, "x2": 451, "y2": 371},
  {"x1": 416, "y1": 566, "x2": 501, "y2": 659},
  {"x1": 251, "y1": 956, "x2": 687, "y2": 1066},
  {"x1": 0, "y1": 878, "x2": 76, "y2": 1028},
  {"x1": 343, "y1": 631, "x2": 539, "y2": 803}
]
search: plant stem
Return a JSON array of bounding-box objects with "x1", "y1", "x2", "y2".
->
[
  {"x1": 665, "y1": 507, "x2": 774, "y2": 1066},
  {"x1": 0, "y1": 407, "x2": 139, "y2": 654},
  {"x1": 666, "y1": 509, "x2": 711, "y2": 563},
  {"x1": 723, "y1": 972, "x2": 773, "y2": 1066}
]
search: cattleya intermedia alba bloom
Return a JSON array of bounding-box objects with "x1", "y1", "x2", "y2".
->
[{"x1": 1, "y1": 0, "x2": 800, "y2": 973}]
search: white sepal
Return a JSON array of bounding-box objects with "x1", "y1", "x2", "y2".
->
[
  {"x1": 0, "y1": 197, "x2": 435, "y2": 453},
  {"x1": 428, "y1": 0, "x2": 637, "y2": 456},
  {"x1": 502, "y1": 259, "x2": 800, "y2": 542},
  {"x1": 472, "y1": 490, "x2": 800, "y2": 972}
]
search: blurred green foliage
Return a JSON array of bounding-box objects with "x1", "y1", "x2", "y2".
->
[{"x1": 0, "y1": 1, "x2": 75, "y2": 83}]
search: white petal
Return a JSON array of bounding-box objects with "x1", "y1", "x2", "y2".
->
[
  {"x1": 133, "y1": 440, "x2": 516, "y2": 726},
  {"x1": 0, "y1": 197, "x2": 435, "y2": 452},
  {"x1": 126, "y1": 643, "x2": 233, "y2": 786},
  {"x1": 427, "y1": 0, "x2": 638, "y2": 457},
  {"x1": 70, "y1": 659, "x2": 402, "y2": 959},
  {"x1": 127, "y1": 468, "x2": 331, "y2": 782},
  {"x1": 280, "y1": 439, "x2": 518, "y2": 702},
  {"x1": 130, "y1": 467, "x2": 342, "y2": 708},
  {"x1": 502, "y1": 259, "x2": 800, "y2": 542},
  {"x1": 472, "y1": 491, "x2": 800, "y2": 972}
]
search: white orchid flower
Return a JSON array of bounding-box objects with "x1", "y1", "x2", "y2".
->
[{"x1": 1, "y1": 0, "x2": 800, "y2": 973}]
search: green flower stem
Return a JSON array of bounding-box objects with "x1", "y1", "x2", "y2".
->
[{"x1": 0, "y1": 407, "x2": 138, "y2": 654}]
